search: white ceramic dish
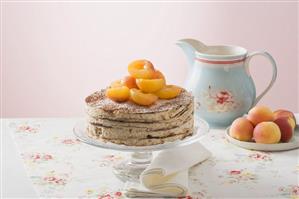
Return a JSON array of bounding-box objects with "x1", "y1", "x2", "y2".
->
[{"x1": 225, "y1": 115, "x2": 299, "y2": 152}]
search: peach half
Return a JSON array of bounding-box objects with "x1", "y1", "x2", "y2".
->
[
  {"x1": 129, "y1": 88, "x2": 158, "y2": 106},
  {"x1": 136, "y1": 78, "x2": 165, "y2": 93},
  {"x1": 121, "y1": 76, "x2": 138, "y2": 89},
  {"x1": 128, "y1": 59, "x2": 156, "y2": 79},
  {"x1": 106, "y1": 86, "x2": 130, "y2": 102},
  {"x1": 110, "y1": 80, "x2": 123, "y2": 88},
  {"x1": 155, "y1": 85, "x2": 182, "y2": 99}
]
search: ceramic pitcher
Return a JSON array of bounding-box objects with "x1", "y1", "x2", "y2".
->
[{"x1": 177, "y1": 39, "x2": 277, "y2": 127}]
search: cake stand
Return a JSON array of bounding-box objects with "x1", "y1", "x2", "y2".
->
[{"x1": 73, "y1": 118, "x2": 209, "y2": 182}]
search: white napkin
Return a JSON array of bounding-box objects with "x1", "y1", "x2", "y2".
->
[{"x1": 124, "y1": 142, "x2": 211, "y2": 198}]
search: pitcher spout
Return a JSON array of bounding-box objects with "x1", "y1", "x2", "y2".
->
[{"x1": 176, "y1": 38, "x2": 208, "y2": 65}]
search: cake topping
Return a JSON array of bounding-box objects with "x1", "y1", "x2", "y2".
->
[
  {"x1": 105, "y1": 86, "x2": 130, "y2": 102},
  {"x1": 128, "y1": 59, "x2": 155, "y2": 79},
  {"x1": 86, "y1": 89, "x2": 192, "y2": 114},
  {"x1": 121, "y1": 76, "x2": 138, "y2": 89},
  {"x1": 155, "y1": 85, "x2": 182, "y2": 99},
  {"x1": 105, "y1": 59, "x2": 182, "y2": 106},
  {"x1": 130, "y1": 88, "x2": 158, "y2": 106}
]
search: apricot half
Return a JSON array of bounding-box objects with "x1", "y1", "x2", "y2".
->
[
  {"x1": 106, "y1": 86, "x2": 130, "y2": 102},
  {"x1": 130, "y1": 88, "x2": 158, "y2": 106},
  {"x1": 136, "y1": 78, "x2": 165, "y2": 93},
  {"x1": 128, "y1": 59, "x2": 156, "y2": 79},
  {"x1": 155, "y1": 85, "x2": 182, "y2": 99},
  {"x1": 152, "y1": 70, "x2": 165, "y2": 80},
  {"x1": 110, "y1": 80, "x2": 123, "y2": 88},
  {"x1": 121, "y1": 76, "x2": 138, "y2": 89}
]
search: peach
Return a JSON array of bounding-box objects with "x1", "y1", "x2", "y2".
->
[
  {"x1": 274, "y1": 117, "x2": 294, "y2": 142},
  {"x1": 253, "y1": 122, "x2": 281, "y2": 144},
  {"x1": 274, "y1": 109, "x2": 296, "y2": 129},
  {"x1": 247, "y1": 106, "x2": 274, "y2": 126},
  {"x1": 121, "y1": 76, "x2": 138, "y2": 89},
  {"x1": 129, "y1": 88, "x2": 158, "y2": 106},
  {"x1": 128, "y1": 59, "x2": 156, "y2": 79},
  {"x1": 106, "y1": 86, "x2": 130, "y2": 102},
  {"x1": 229, "y1": 117, "x2": 254, "y2": 141},
  {"x1": 136, "y1": 78, "x2": 165, "y2": 93},
  {"x1": 155, "y1": 85, "x2": 182, "y2": 99}
]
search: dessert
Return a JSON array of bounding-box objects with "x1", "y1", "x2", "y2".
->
[{"x1": 85, "y1": 60, "x2": 194, "y2": 146}]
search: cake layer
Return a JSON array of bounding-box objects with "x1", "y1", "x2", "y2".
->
[
  {"x1": 85, "y1": 89, "x2": 194, "y2": 146},
  {"x1": 87, "y1": 102, "x2": 193, "y2": 130},
  {"x1": 85, "y1": 89, "x2": 193, "y2": 122},
  {"x1": 87, "y1": 118, "x2": 193, "y2": 140},
  {"x1": 87, "y1": 127, "x2": 192, "y2": 146}
]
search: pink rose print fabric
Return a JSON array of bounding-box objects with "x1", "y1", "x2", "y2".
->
[{"x1": 3, "y1": 118, "x2": 298, "y2": 198}]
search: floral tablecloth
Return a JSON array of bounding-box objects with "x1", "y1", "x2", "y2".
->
[{"x1": 3, "y1": 118, "x2": 299, "y2": 198}]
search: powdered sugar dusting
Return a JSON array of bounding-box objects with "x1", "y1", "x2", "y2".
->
[{"x1": 85, "y1": 89, "x2": 193, "y2": 114}]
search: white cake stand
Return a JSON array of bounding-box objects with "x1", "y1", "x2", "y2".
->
[{"x1": 73, "y1": 118, "x2": 209, "y2": 182}]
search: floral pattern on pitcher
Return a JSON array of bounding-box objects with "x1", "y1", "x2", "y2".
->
[{"x1": 202, "y1": 86, "x2": 241, "y2": 113}]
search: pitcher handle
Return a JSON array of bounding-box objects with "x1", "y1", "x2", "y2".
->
[{"x1": 244, "y1": 51, "x2": 277, "y2": 107}]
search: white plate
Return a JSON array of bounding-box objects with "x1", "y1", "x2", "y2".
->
[{"x1": 225, "y1": 115, "x2": 299, "y2": 152}]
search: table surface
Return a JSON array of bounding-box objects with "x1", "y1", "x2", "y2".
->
[{"x1": 2, "y1": 117, "x2": 299, "y2": 198}]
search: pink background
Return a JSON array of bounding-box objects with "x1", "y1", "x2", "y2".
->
[{"x1": 2, "y1": 2, "x2": 298, "y2": 117}]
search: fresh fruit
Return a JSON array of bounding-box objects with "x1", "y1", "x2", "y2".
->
[
  {"x1": 155, "y1": 85, "x2": 182, "y2": 99},
  {"x1": 106, "y1": 86, "x2": 130, "y2": 102},
  {"x1": 121, "y1": 76, "x2": 138, "y2": 89},
  {"x1": 274, "y1": 117, "x2": 294, "y2": 142},
  {"x1": 128, "y1": 59, "x2": 156, "y2": 79},
  {"x1": 247, "y1": 106, "x2": 274, "y2": 126},
  {"x1": 274, "y1": 109, "x2": 296, "y2": 129},
  {"x1": 130, "y1": 88, "x2": 158, "y2": 106},
  {"x1": 110, "y1": 80, "x2": 123, "y2": 88},
  {"x1": 253, "y1": 122, "x2": 281, "y2": 144},
  {"x1": 136, "y1": 78, "x2": 165, "y2": 93},
  {"x1": 229, "y1": 118, "x2": 254, "y2": 141}
]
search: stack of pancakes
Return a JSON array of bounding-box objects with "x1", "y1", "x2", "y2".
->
[{"x1": 85, "y1": 89, "x2": 194, "y2": 146}]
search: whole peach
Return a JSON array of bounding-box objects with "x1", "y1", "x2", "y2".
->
[
  {"x1": 247, "y1": 106, "x2": 274, "y2": 126},
  {"x1": 274, "y1": 117, "x2": 294, "y2": 142},
  {"x1": 253, "y1": 122, "x2": 281, "y2": 144},
  {"x1": 274, "y1": 109, "x2": 296, "y2": 129},
  {"x1": 229, "y1": 118, "x2": 254, "y2": 141}
]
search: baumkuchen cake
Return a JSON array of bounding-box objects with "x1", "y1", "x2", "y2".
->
[{"x1": 85, "y1": 59, "x2": 194, "y2": 146}]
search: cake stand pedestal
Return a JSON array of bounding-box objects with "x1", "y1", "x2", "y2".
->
[{"x1": 73, "y1": 119, "x2": 209, "y2": 182}]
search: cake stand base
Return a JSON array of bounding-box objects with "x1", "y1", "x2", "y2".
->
[
  {"x1": 113, "y1": 151, "x2": 153, "y2": 182},
  {"x1": 73, "y1": 119, "x2": 209, "y2": 182}
]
